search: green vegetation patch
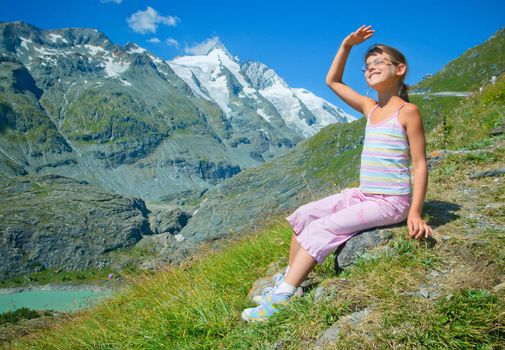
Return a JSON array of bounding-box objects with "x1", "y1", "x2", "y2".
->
[
  {"x1": 0, "y1": 308, "x2": 45, "y2": 326},
  {"x1": 0, "y1": 268, "x2": 116, "y2": 289}
]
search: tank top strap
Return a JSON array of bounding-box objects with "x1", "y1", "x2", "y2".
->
[
  {"x1": 397, "y1": 103, "x2": 408, "y2": 114},
  {"x1": 366, "y1": 103, "x2": 380, "y2": 121},
  {"x1": 394, "y1": 103, "x2": 408, "y2": 127}
]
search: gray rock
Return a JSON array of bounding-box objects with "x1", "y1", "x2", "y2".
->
[
  {"x1": 419, "y1": 288, "x2": 430, "y2": 298},
  {"x1": 333, "y1": 229, "x2": 391, "y2": 273},
  {"x1": 313, "y1": 308, "x2": 371, "y2": 349},
  {"x1": 490, "y1": 125, "x2": 505, "y2": 136},
  {"x1": 427, "y1": 150, "x2": 449, "y2": 170},
  {"x1": 136, "y1": 233, "x2": 180, "y2": 256},
  {"x1": 343, "y1": 308, "x2": 371, "y2": 327},
  {"x1": 147, "y1": 206, "x2": 192, "y2": 235},
  {"x1": 135, "y1": 232, "x2": 197, "y2": 266},
  {"x1": 469, "y1": 167, "x2": 505, "y2": 179},
  {"x1": 493, "y1": 282, "x2": 505, "y2": 292},
  {"x1": 313, "y1": 286, "x2": 326, "y2": 303},
  {"x1": 247, "y1": 274, "x2": 276, "y2": 302},
  {"x1": 313, "y1": 324, "x2": 342, "y2": 349},
  {"x1": 404, "y1": 286, "x2": 440, "y2": 299},
  {"x1": 271, "y1": 340, "x2": 283, "y2": 349},
  {"x1": 312, "y1": 278, "x2": 350, "y2": 304},
  {"x1": 139, "y1": 260, "x2": 160, "y2": 271},
  {"x1": 485, "y1": 202, "x2": 503, "y2": 210}
]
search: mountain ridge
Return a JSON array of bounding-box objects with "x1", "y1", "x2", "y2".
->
[{"x1": 0, "y1": 21, "x2": 355, "y2": 201}]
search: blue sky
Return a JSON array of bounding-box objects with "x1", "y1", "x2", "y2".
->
[{"x1": 1, "y1": 0, "x2": 504, "y2": 117}]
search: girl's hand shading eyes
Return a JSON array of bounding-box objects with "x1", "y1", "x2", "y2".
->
[{"x1": 343, "y1": 25, "x2": 375, "y2": 47}]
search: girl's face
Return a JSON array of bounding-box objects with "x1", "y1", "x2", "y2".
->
[
  {"x1": 364, "y1": 53, "x2": 398, "y2": 87},
  {"x1": 364, "y1": 53, "x2": 404, "y2": 89}
]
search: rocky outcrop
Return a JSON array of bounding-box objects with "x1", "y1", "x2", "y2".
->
[
  {"x1": 135, "y1": 233, "x2": 198, "y2": 270},
  {"x1": 147, "y1": 206, "x2": 192, "y2": 235},
  {"x1": 0, "y1": 174, "x2": 151, "y2": 279}
]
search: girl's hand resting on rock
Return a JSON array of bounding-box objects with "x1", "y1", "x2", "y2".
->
[{"x1": 407, "y1": 213, "x2": 433, "y2": 239}]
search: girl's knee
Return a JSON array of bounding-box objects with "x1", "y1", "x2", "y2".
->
[
  {"x1": 293, "y1": 206, "x2": 314, "y2": 222},
  {"x1": 297, "y1": 202, "x2": 315, "y2": 213}
]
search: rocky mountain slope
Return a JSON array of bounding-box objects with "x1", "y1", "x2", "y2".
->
[
  {"x1": 0, "y1": 20, "x2": 354, "y2": 280},
  {"x1": 0, "y1": 174, "x2": 150, "y2": 279},
  {"x1": 0, "y1": 21, "x2": 354, "y2": 202}
]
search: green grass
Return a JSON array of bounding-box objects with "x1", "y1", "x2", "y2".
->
[
  {"x1": 8, "y1": 190, "x2": 503, "y2": 349},
  {"x1": 6, "y1": 218, "x2": 295, "y2": 349},
  {"x1": 0, "y1": 308, "x2": 45, "y2": 326},
  {"x1": 413, "y1": 289, "x2": 503, "y2": 348},
  {"x1": 424, "y1": 74, "x2": 505, "y2": 151}
]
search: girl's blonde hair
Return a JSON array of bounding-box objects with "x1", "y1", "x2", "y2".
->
[{"x1": 364, "y1": 43, "x2": 410, "y2": 102}]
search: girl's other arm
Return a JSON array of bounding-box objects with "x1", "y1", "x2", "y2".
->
[
  {"x1": 325, "y1": 26, "x2": 375, "y2": 116},
  {"x1": 325, "y1": 43, "x2": 371, "y2": 115},
  {"x1": 404, "y1": 104, "x2": 433, "y2": 239}
]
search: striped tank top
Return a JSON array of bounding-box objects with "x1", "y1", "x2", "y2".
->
[{"x1": 359, "y1": 103, "x2": 412, "y2": 195}]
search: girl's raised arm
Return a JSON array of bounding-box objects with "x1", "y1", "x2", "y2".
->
[{"x1": 325, "y1": 25, "x2": 375, "y2": 115}]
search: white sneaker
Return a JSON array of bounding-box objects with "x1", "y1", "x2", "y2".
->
[{"x1": 252, "y1": 273, "x2": 303, "y2": 305}]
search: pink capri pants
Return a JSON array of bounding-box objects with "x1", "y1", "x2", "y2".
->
[{"x1": 286, "y1": 187, "x2": 411, "y2": 264}]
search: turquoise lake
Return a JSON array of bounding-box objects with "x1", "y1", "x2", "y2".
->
[{"x1": 0, "y1": 288, "x2": 113, "y2": 313}]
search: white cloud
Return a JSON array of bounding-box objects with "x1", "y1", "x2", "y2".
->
[
  {"x1": 184, "y1": 36, "x2": 220, "y2": 55},
  {"x1": 100, "y1": 0, "x2": 123, "y2": 4},
  {"x1": 127, "y1": 7, "x2": 179, "y2": 34},
  {"x1": 165, "y1": 38, "x2": 179, "y2": 49},
  {"x1": 148, "y1": 38, "x2": 161, "y2": 44}
]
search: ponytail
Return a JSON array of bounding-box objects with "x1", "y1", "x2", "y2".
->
[{"x1": 399, "y1": 82, "x2": 410, "y2": 102}]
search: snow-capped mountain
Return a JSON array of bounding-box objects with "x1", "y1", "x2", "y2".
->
[{"x1": 168, "y1": 39, "x2": 355, "y2": 138}]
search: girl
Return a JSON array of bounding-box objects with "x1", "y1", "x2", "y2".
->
[{"x1": 242, "y1": 25, "x2": 433, "y2": 322}]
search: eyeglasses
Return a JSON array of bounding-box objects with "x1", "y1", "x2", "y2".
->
[{"x1": 361, "y1": 57, "x2": 395, "y2": 72}]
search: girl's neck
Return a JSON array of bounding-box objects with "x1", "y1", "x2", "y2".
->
[
  {"x1": 375, "y1": 82, "x2": 403, "y2": 108},
  {"x1": 377, "y1": 93, "x2": 402, "y2": 108}
]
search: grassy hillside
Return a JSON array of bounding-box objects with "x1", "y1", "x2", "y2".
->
[
  {"x1": 4, "y1": 52, "x2": 505, "y2": 349},
  {"x1": 413, "y1": 27, "x2": 505, "y2": 92},
  {"x1": 3, "y1": 25, "x2": 504, "y2": 350}
]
